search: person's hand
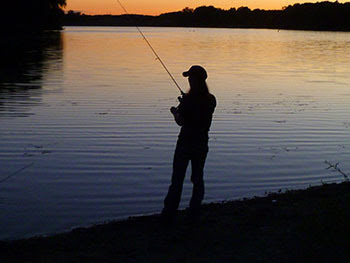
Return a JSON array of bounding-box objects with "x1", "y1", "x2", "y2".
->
[{"x1": 170, "y1": 106, "x2": 177, "y2": 115}]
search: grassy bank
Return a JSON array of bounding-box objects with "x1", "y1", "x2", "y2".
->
[{"x1": 1, "y1": 182, "x2": 350, "y2": 262}]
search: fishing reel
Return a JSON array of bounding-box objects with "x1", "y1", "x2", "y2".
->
[
  {"x1": 171, "y1": 95, "x2": 183, "y2": 115},
  {"x1": 178, "y1": 91, "x2": 185, "y2": 103}
]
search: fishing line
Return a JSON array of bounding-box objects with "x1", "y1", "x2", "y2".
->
[
  {"x1": 116, "y1": 0, "x2": 184, "y2": 96},
  {"x1": 0, "y1": 162, "x2": 34, "y2": 184}
]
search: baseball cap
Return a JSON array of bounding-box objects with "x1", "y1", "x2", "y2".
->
[{"x1": 182, "y1": 65, "x2": 207, "y2": 80}]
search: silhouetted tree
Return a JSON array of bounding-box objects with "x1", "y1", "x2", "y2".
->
[
  {"x1": 62, "y1": 1, "x2": 350, "y2": 31},
  {"x1": 2, "y1": 0, "x2": 67, "y2": 31},
  {"x1": 182, "y1": 7, "x2": 194, "y2": 14}
]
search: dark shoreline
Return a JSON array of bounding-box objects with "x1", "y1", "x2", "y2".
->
[
  {"x1": 63, "y1": 24, "x2": 350, "y2": 34},
  {"x1": 64, "y1": 2, "x2": 350, "y2": 32},
  {"x1": 62, "y1": 21, "x2": 350, "y2": 33},
  {"x1": 1, "y1": 181, "x2": 350, "y2": 262}
]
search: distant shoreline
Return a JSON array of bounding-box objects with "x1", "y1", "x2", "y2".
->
[
  {"x1": 63, "y1": 24, "x2": 350, "y2": 34},
  {"x1": 1, "y1": 181, "x2": 350, "y2": 262},
  {"x1": 63, "y1": 2, "x2": 350, "y2": 32}
]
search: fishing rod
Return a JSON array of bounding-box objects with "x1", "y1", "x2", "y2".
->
[{"x1": 116, "y1": 0, "x2": 185, "y2": 96}]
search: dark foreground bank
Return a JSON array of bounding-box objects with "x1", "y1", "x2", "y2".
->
[{"x1": 1, "y1": 182, "x2": 350, "y2": 263}]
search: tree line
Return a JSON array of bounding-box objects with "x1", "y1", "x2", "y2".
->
[
  {"x1": 64, "y1": 1, "x2": 350, "y2": 31},
  {"x1": 2, "y1": 0, "x2": 66, "y2": 31}
]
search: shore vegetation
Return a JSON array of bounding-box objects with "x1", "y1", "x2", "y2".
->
[{"x1": 64, "y1": 1, "x2": 350, "y2": 31}]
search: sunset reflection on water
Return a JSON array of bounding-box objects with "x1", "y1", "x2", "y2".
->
[{"x1": 1, "y1": 27, "x2": 350, "y2": 240}]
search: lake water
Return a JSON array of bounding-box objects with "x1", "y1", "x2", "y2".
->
[{"x1": 1, "y1": 27, "x2": 350, "y2": 240}]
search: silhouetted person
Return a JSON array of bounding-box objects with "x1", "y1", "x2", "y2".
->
[{"x1": 162, "y1": 65, "x2": 216, "y2": 224}]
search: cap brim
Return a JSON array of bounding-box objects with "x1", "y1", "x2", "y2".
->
[{"x1": 182, "y1": 71, "x2": 190, "y2": 77}]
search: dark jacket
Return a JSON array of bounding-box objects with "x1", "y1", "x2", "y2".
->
[{"x1": 176, "y1": 93, "x2": 216, "y2": 146}]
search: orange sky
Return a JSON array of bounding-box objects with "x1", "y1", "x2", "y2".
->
[{"x1": 65, "y1": 0, "x2": 347, "y2": 15}]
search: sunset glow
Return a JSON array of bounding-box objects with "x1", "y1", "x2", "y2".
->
[{"x1": 65, "y1": 0, "x2": 348, "y2": 15}]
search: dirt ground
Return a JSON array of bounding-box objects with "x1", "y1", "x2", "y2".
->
[{"x1": 1, "y1": 182, "x2": 350, "y2": 263}]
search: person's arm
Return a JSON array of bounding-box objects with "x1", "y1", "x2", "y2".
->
[{"x1": 170, "y1": 106, "x2": 184, "y2": 126}]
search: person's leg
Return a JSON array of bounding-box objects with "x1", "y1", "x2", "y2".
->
[
  {"x1": 189, "y1": 150, "x2": 208, "y2": 214},
  {"x1": 163, "y1": 144, "x2": 190, "y2": 217}
]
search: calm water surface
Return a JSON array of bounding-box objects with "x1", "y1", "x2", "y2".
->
[{"x1": 1, "y1": 27, "x2": 350, "y2": 240}]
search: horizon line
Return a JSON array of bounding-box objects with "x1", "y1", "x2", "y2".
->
[{"x1": 64, "y1": 4, "x2": 291, "y2": 16}]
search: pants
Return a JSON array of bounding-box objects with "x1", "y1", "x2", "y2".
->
[{"x1": 163, "y1": 141, "x2": 208, "y2": 215}]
